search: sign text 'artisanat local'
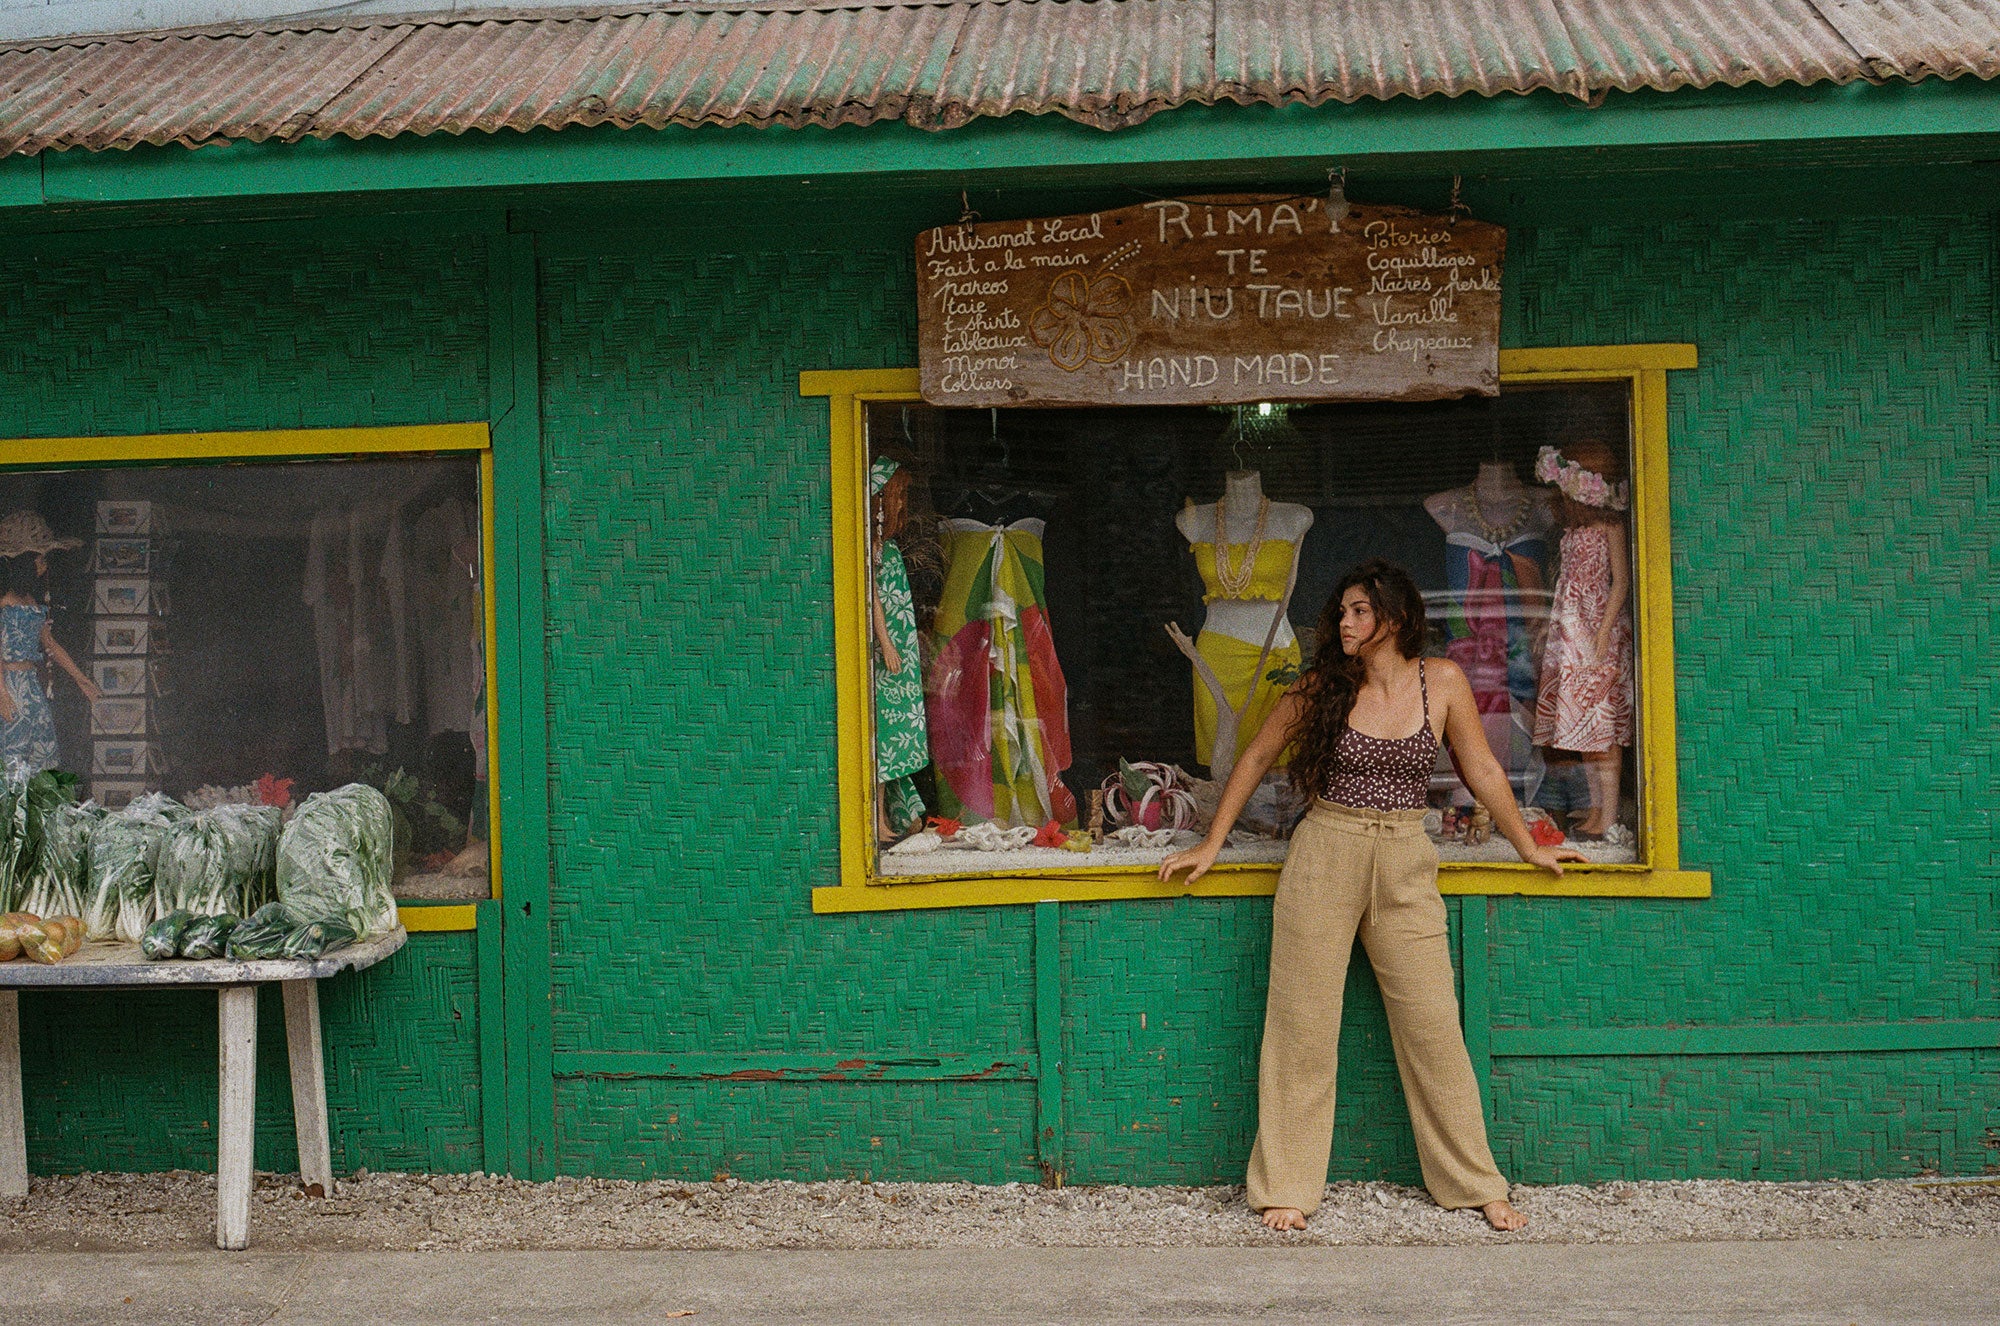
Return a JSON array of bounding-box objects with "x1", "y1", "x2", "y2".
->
[{"x1": 916, "y1": 195, "x2": 1505, "y2": 407}]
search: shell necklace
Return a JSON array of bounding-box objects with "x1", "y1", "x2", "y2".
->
[
  {"x1": 1465, "y1": 483, "x2": 1529, "y2": 547},
  {"x1": 1213, "y1": 493, "x2": 1270, "y2": 598}
]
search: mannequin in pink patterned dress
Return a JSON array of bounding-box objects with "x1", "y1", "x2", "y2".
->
[{"x1": 1531, "y1": 440, "x2": 1633, "y2": 839}]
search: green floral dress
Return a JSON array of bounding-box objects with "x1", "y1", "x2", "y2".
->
[{"x1": 874, "y1": 540, "x2": 929, "y2": 832}]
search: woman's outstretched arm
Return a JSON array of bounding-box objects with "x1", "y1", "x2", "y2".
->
[
  {"x1": 43, "y1": 622, "x2": 100, "y2": 702},
  {"x1": 1434, "y1": 659, "x2": 1581, "y2": 875},
  {"x1": 1159, "y1": 691, "x2": 1304, "y2": 884}
]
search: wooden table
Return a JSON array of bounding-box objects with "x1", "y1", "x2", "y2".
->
[{"x1": 0, "y1": 927, "x2": 406, "y2": 1249}]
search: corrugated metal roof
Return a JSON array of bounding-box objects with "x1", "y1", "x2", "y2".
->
[{"x1": 1, "y1": 0, "x2": 1996, "y2": 157}]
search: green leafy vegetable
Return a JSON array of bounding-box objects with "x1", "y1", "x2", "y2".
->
[
  {"x1": 225, "y1": 901, "x2": 293, "y2": 960},
  {"x1": 141, "y1": 909, "x2": 196, "y2": 960},
  {"x1": 277, "y1": 784, "x2": 397, "y2": 938},
  {"x1": 0, "y1": 771, "x2": 85, "y2": 919},
  {"x1": 23, "y1": 798, "x2": 97, "y2": 927},
  {"x1": 277, "y1": 919, "x2": 358, "y2": 960},
  {"x1": 177, "y1": 912, "x2": 238, "y2": 960},
  {"x1": 157, "y1": 804, "x2": 280, "y2": 918},
  {"x1": 89, "y1": 795, "x2": 183, "y2": 943}
]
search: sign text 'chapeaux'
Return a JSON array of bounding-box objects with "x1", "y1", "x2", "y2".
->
[{"x1": 916, "y1": 194, "x2": 1505, "y2": 408}]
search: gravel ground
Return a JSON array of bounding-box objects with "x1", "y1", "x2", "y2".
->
[{"x1": 4, "y1": 1173, "x2": 1997, "y2": 1253}]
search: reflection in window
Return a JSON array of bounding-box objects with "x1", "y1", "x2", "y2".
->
[
  {"x1": 865, "y1": 384, "x2": 1641, "y2": 876},
  {"x1": 0, "y1": 455, "x2": 490, "y2": 900}
]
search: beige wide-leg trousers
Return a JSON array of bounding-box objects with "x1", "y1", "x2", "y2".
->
[{"x1": 1245, "y1": 800, "x2": 1509, "y2": 1215}]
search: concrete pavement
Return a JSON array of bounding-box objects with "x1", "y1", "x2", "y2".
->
[{"x1": 4, "y1": 1239, "x2": 1995, "y2": 1323}]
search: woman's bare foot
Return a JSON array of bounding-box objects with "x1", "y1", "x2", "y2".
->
[
  {"x1": 1260, "y1": 1207, "x2": 1308, "y2": 1231},
  {"x1": 1481, "y1": 1198, "x2": 1527, "y2": 1231}
]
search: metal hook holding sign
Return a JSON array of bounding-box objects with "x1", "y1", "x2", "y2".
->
[
  {"x1": 1327, "y1": 166, "x2": 1350, "y2": 232},
  {"x1": 957, "y1": 189, "x2": 982, "y2": 239},
  {"x1": 1448, "y1": 174, "x2": 1470, "y2": 227}
]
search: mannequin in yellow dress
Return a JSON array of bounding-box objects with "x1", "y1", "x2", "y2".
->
[{"x1": 1173, "y1": 470, "x2": 1312, "y2": 782}]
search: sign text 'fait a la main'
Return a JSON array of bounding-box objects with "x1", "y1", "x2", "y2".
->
[{"x1": 916, "y1": 194, "x2": 1505, "y2": 408}]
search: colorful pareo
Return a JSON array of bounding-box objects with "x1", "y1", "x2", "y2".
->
[
  {"x1": 926, "y1": 517, "x2": 1077, "y2": 828},
  {"x1": 1533, "y1": 524, "x2": 1634, "y2": 753},
  {"x1": 0, "y1": 603, "x2": 56, "y2": 776},
  {"x1": 1442, "y1": 530, "x2": 1549, "y2": 785},
  {"x1": 873, "y1": 540, "x2": 929, "y2": 830}
]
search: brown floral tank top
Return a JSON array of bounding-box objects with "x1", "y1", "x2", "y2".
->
[{"x1": 1323, "y1": 660, "x2": 1438, "y2": 811}]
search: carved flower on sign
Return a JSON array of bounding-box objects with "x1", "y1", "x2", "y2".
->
[{"x1": 1029, "y1": 271, "x2": 1134, "y2": 372}]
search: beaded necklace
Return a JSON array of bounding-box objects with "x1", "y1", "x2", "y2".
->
[
  {"x1": 1213, "y1": 493, "x2": 1270, "y2": 598},
  {"x1": 1465, "y1": 484, "x2": 1529, "y2": 547}
]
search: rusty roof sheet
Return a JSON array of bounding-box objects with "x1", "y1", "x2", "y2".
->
[{"x1": 1, "y1": 0, "x2": 1996, "y2": 157}]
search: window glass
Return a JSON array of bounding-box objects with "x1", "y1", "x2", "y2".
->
[
  {"x1": 864, "y1": 382, "x2": 1641, "y2": 875},
  {"x1": 0, "y1": 454, "x2": 491, "y2": 900}
]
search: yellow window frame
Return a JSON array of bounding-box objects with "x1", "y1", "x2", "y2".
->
[
  {"x1": 0, "y1": 424, "x2": 501, "y2": 933},
  {"x1": 804, "y1": 346, "x2": 1711, "y2": 913}
]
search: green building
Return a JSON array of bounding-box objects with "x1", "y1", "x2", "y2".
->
[{"x1": 3, "y1": 0, "x2": 1994, "y2": 1189}]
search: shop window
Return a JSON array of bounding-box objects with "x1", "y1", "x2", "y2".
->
[
  {"x1": 809, "y1": 349, "x2": 1709, "y2": 912},
  {"x1": 0, "y1": 429, "x2": 496, "y2": 907}
]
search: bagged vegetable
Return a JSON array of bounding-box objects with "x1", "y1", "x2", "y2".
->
[
  {"x1": 278, "y1": 919, "x2": 357, "y2": 960},
  {"x1": 222, "y1": 804, "x2": 280, "y2": 913},
  {"x1": 225, "y1": 902, "x2": 293, "y2": 960},
  {"x1": 17, "y1": 919, "x2": 61, "y2": 964},
  {"x1": 0, "y1": 910, "x2": 38, "y2": 961},
  {"x1": 42, "y1": 915, "x2": 82, "y2": 957},
  {"x1": 157, "y1": 804, "x2": 280, "y2": 918},
  {"x1": 177, "y1": 912, "x2": 238, "y2": 960},
  {"x1": 276, "y1": 785, "x2": 396, "y2": 938},
  {"x1": 26, "y1": 801, "x2": 98, "y2": 931},
  {"x1": 89, "y1": 795, "x2": 184, "y2": 943},
  {"x1": 0, "y1": 771, "x2": 84, "y2": 918},
  {"x1": 0, "y1": 782, "x2": 17, "y2": 914},
  {"x1": 141, "y1": 909, "x2": 196, "y2": 960}
]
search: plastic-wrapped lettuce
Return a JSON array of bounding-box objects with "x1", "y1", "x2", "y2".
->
[
  {"x1": 20, "y1": 798, "x2": 96, "y2": 923},
  {"x1": 225, "y1": 901, "x2": 292, "y2": 960},
  {"x1": 156, "y1": 804, "x2": 280, "y2": 918},
  {"x1": 222, "y1": 804, "x2": 281, "y2": 914},
  {"x1": 0, "y1": 771, "x2": 84, "y2": 916},
  {"x1": 141, "y1": 909, "x2": 196, "y2": 960},
  {"x1": 177, "y1": 912, "x2": 238, "y2": 959},
  {"x1": 276, "y1": 784, "x2": 397, "y2": 938},
  {"x1": 88, "y1": 794, "x2": 185, "y2": 943},
  {"x1": 278, "y1": 918, "x2": 357, "y2": 960}
]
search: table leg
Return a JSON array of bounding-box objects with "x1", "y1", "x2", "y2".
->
[
  {"x1": 281, "y1": 980, "x2": 333, "y2": 1197},
  {"x1": 0, "y1": 990, "x2": 25, "y2": 1198},
  {"x1": 216, "y1": 985, "x2": 258, "y2": 1251}
]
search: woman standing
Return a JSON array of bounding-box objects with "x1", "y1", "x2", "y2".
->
[
  {"x1": 0, "y1": 512, "x2": 98, "y2": 776},
  {"x1": 1161, "y1": 559, "x2": 1581, "y2": 1233}
]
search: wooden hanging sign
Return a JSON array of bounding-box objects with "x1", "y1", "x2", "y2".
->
[{"x1": 916, "y1": 194, "x2": 1503, "y2": 408}]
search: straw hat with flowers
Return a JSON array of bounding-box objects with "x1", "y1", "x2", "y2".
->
[{"x1": 0, "y1": 512, "x2": 82, "y2": 560}]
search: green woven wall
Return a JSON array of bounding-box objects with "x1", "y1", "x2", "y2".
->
[
  {"x1": 1488, "y1": 216, "x2": 1999, "y2": 1180},
  {"x1": 0, "y1": 236, "x2": 492, "y2": 1174},
  {"x1": 537, "y1": 252, "x2": 1042, "y2": 1180},
  {"x1": 4, "y1": 203, "x2": 1991, "y2": 1187},
  {"x1": 536, "y1": 213, "x2": 1996, "y2": 1185}
]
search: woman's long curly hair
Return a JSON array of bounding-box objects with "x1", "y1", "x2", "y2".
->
[{"x1": 1287, "y1": 559, "x2": 1430, "y2": 801}]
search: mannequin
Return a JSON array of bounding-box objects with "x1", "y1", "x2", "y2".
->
[
  {"x1": 1530, "y1": 440, "x2": 1633, "y2": 840},
  {"x1": 870, "y1": 458, "x2": 931, "y2": 842},
  {"x1": 927, "y1": 508, "x2": 1076, "y2": 830},
  {"x1": 1172, "y1": 470, "x2": 1313, "y2": 782},
  {"x1": 1425, "y1": 460, "x2": 1555, "y2": 804}
]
